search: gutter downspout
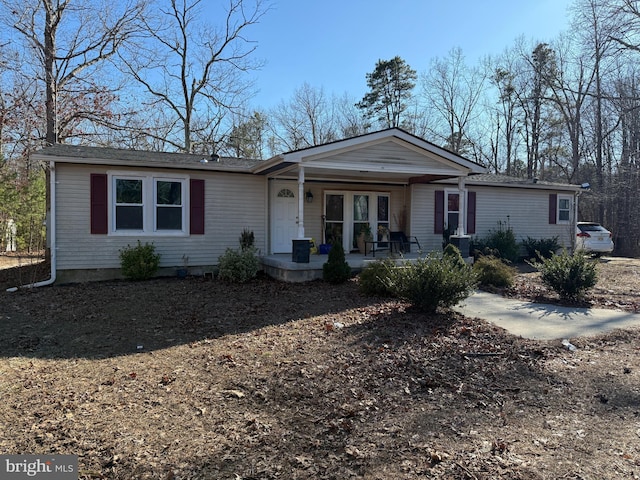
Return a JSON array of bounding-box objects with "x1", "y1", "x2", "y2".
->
[
  {"x1": 573, "y1": 190, "x2": 580, "y2": 253},
  {"x1": 7, "y1": 160, "x2": 57, "y2": 292}
]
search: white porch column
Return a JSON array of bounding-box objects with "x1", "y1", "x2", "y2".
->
[
  {"x1": 457, "y1": 176, "x2": 466, "y2": 236},
  {"x1": 297, "y1": 166, "x2": 305, "y2": 238}
]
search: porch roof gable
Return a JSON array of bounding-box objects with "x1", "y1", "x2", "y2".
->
[{"x1": 253, "y1": 128, "x2": 486, "y2": 183}]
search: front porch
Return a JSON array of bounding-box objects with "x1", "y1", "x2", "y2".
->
[{"x1": 261, "y1": 251, "x2": 425, "y2": 283}]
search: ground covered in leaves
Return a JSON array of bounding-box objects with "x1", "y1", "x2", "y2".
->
[{"x1": 1, "y1": 256, "x2": 640, "y2": 479}]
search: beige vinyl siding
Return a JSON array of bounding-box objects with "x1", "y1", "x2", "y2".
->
[
  {"x1": 410, "y1": 184, "x2": 439, "y2": 252},
  {"x1": 473, "y1": 186, "x2": 574, "y2": 248},
  {"x1": 410, "y1": 183, "x2": 575, "y2": 254},
  {"x1": 312, "y1": 141, "x2": 465, "y2": 176},
  {"x1": 55, "y1": 163, "x2": 267, "y2": 272}
]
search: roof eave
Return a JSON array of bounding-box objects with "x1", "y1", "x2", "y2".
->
[{"x1": 31, "y1": 152, "x2": 254, "y2": 173}]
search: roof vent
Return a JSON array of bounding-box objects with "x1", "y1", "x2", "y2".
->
[{"x1": 211, "y1": 153, "x2": 220, "y2": 162}]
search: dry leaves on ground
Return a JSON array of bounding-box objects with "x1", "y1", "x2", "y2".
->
[{"x1": 1, "y1": 256, "x2": 640, "y2": 479}]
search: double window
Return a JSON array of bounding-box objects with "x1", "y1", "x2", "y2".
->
[{"x1": 112, "y1": 174, "x2": 188, "y2": 234}]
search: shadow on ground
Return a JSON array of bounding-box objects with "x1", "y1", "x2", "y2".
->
[{"x1": 1, "y1": 276, "x2": 376, "y2": 359}]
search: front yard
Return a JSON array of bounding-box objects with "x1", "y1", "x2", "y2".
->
[{"x1": 1, "y1": 257, "x2": 640, "y2": 478}]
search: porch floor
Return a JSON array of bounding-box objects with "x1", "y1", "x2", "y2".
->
[{"x1": 261, "y1": 250, "x2": 424, "y2": 283}]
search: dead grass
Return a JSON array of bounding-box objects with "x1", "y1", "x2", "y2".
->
[{"x1": 1, "y1": 256, "x2": 640, "y2": 479}]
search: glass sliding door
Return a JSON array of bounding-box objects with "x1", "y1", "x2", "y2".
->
[
  {"x1": 352, "y1": 194, "x2": 370, "y2": 251},
  {"x1": 324, "y1": 194, "x2": 344, "y2": 246},
  {"x1": 377, "y1": 195, "x2": 390, "y2": 246},
  {"x1": 323, "y1": 191, "x2": 391, "y2": 253}
]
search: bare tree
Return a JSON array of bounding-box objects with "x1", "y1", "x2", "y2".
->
[
  {"x1": 268, "y1": 83, "x2": 338, "y2": 152},
  {"x1": 611, "y1": 66, "x2": 640, "y2": 255},
  {"x1": 542, "y1": 33, "x2": 595, "y2": 182},
  {"x1": 421, "y1": 47, "x2": 486, "y2": 155},
  {"x1": 219, "y1": 110, "x2": 268, "y2": 159},
  {"x1": 487, "y1": 49, "x2": 522, "y2": 175},
  {"x1": 3, "y1": 0, "x2": 147, "y2": 146},
  {"x1": 334, "y1": 92, "x2": 370, "y2": 139},
  {"x1": 118, "y1": 0, "x2": 266, "y2": 153}
]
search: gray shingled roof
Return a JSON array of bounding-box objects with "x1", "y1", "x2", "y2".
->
[
  {"x1": 32, "y1": 144, "x2": 262, "y2": 172},
  {"x1": 436, "y1": 173, "x2": 580, "y2": 190}
]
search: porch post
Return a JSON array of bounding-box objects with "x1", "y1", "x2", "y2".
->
[
  {"x1": 449, "y1": 176, "x2": 471, "y2": 258},
  {"x1": 297, "y1": 166, "x2": 305, "y2": 238},
  {"x1": 457, "y1": 177, "x2": 466, "y2": 236}
]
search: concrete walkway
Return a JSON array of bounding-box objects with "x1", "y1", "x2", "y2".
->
[{"x1": 453, "y1": 291, "x2": 640, "y2": 340}]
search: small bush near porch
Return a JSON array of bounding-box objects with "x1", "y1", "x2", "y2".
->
[{"x1": 359, "y1": 252, "x2": 477, "y2": 313}]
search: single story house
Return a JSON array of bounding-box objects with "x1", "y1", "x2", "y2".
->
[{"x1": 28, "y1": 128, "x2": 581, "y2": 285}]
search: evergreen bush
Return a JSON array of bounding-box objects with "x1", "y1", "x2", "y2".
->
[
  {"x1": 481, "y1": 221, "x2": 519, "y2": 262},
  {"x1": 239, "y1": 229, "x2": 255, "y2": 251},
  {"x1": 443, "y1": 243, "x2": 466, "y2": 268},
  {"x1": 358, "y1": 258, "x2": 397, "y2": 296},
  {"x1": 521, "y1": 236, "x2": 560, "y2": 260},
  {"x1": 532, "y1": 251, "x2": 597, "y2": 300},
  {"x1": 386, "y1": 252, "x2": 477, "y2": 313},
  {"x1": 322, "y1": 242, "x2": 352, "y2": 284},
  {"x1": 218, "y1": 247, "x2": 260, "y2": 283},
  {"x1": 119, "y1": 241, "x2": 161, "y2": 280},
  {"x1": 473, "y1": 255, "x2": 516, "y2": 288}
]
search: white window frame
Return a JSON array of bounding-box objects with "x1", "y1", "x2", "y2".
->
[
  {"x1": 109, "y1": 171, "x2": 189, "y2": 236},
  {"x1": 445, "y1": 189, "x2": 461, "y2": 232},
  {"x1": 113, "y1": 175, "x2": 145, "y2": 233},
  {"x1": 557, "y1": 194, "x2": 572, "y2": 224},
  {"x1": 323, "y1": 190, "x2": 391, "y2": 251}
]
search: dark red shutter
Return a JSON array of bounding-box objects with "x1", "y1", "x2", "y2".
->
[
  {"x1": 434, "y1": 190, "x2": 445, "y2": 234},
  {"x1": 549, "y1": 194, "x2": 557, "y2": 224},
  {"x1": 190, "y1": 179, "x2": 205, "y2": 234},
  {"x1": 466, "y1": 191, "x2": 476, "y2": 234},
  {"x1": 90, "y1": 174, "x2": 108, "y2": 234}
]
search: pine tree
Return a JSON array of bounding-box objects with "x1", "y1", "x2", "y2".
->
[{"x1": 356, "y1": 56, "x2": 417, "y2": 129}]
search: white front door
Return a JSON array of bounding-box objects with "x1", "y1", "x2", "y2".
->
[{"x1": 271, "y1": 186, "x2": 298, "y2": 253}]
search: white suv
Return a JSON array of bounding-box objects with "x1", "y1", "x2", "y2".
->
[{"x1": 576, "y1": 222, "x2": 614, "y2": 256}]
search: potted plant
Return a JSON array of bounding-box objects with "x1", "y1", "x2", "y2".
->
[
  {"x1": 378, "y1": 224, "x2": 389, "y2": 242},
  {"x1": 357, "y1": 223, "x2": 373, "y2": 254}
]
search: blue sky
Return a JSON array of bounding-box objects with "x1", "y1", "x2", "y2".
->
[{"x1": 246, "y1": 0, "x2": 573, "y2": 109}]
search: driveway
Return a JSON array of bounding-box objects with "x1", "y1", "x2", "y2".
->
[{"x1": 454, "y1": 290, "x2": 640, "y2": 340}]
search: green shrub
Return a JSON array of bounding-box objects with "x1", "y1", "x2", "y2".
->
[
  {"x1": 521, "y1": 236, "x2": 560, "y2": 260},
  {"x1": 119, "y1": 241, "x2": 161, "y2": 280},
  {"x1": 470, "y1": 236, "x2": 497, "y2": 260},
  {"x1": 443, "y1": 243, "x2": 466, "y2": 268},
  {"x1": 218, "y1": 247, "x2": 260, "y2": 283},
  {"x1": 322, "y1": 242, "x2": 352, "y2": 284},
  {"x1": 481, "y1": 221, "x2": 519, "y2": 262},
  {"x1": 473, "y1": 255, "x2": 516, "y2": 288},
  {"x1": 385, "y1": 252, "x2": 477, "y2": 313},
  {"x1": 359, "y1": 258, "x2": 397, "y2": 296},
  {"x1": 239, "y1": 229, "x2": 255, "y2": 251},
  {"x1": 442, "y1": 224, "x2": 456, "y2": 249},
  {"x1": 532, "y1": 251, "x2": 597, "y2": 300}
]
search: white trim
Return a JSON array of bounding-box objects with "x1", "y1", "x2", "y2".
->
[
  {"x1": 557, "y1": 194, "x2": 572, "y2": 225},
  {"x1": 323, "y1": 189, "x2": 391, "y2": 252}
]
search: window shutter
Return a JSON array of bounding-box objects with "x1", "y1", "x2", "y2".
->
[
  {"x1": 190, "y1": 179, "x2": 205, "y2": 234},
  {"x1": 467, "y1": 191, "x2": 476, "y2": 234},
  {"x1": 90, "y1": 174, "x2": 108, "y2": 234},
  {"x1": 549, "y1": 194, "x2": 557, "y2": 224},
  {"x1": 434, "y1": 190, "x2": 445, "y2": 234}
]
